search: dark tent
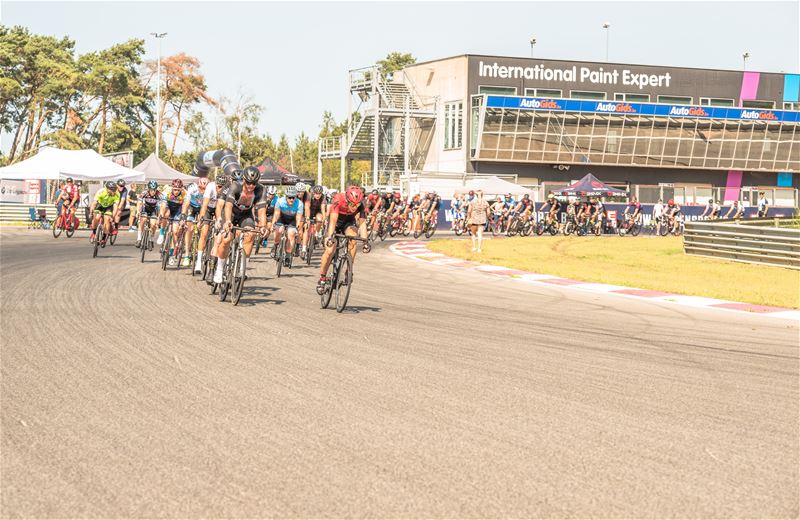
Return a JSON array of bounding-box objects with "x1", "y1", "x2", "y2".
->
[
  {"x1": 256, "y1": 157, "x2": 300, "y2": 185},
  {"x1": 554, "y1": 173, "x2": 628, "y2": 197}
]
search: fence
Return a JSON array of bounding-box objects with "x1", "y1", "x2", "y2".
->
[
  {"x1": 683, "y1": 218, "x2": 800, "y2": 269},
  {"x1": 0, "y1": 203, "x2": 56, "y2": 224}
]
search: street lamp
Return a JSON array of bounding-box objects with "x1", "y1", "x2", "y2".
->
[
  {"x1": 150, "y1": 32, "x2": 167, "y2": 158},
  {"x1": 529, "y1": 37, "x2": 537, "y2": 58},
  {"x1": 602, "y1": 22, "x2": 611, "y2": 61},
  {"x1": 742, "y1": 51, "x2": 750, "y2": 71}
]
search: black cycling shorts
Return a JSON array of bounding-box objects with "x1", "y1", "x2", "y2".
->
[
  {"x1": 141, "y1": 204, "x2": 159, "y2": 217},
  {"x1": 231, "y1": 211, "x2": 255, "y2": 229},
  {"x1": 334, "y1": 213, "x2": 358, "y2": 234}
]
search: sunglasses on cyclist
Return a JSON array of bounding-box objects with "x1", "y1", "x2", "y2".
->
[{"x1": 286, "y1": 196, "x2": 296, "y2": 200}]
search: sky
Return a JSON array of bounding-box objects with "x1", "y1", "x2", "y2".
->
[{"x1": 2, "y1": 0, "x2": 799, "y2": 152}]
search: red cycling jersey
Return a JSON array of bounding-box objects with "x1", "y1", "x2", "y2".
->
[
  {"x1": 61, "y1": 183, "x2": 79, "y2": 202},
  {"x1": 330, "y1": 193, "x2": 365, "y2": 217}
]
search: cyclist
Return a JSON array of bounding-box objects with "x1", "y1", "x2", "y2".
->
[
  {"x1": 542, "y1": 193, "x2": 561, "y2": 230},
  {"x1": 89, "y1": 181, "x2": 121, "y2": 245},
  {"x1": 406, "y1": 193, "x2": 422, "y2": 225},
  {"x1": 724, "y1": 199, "x2": 744, "y2": 219},
  {"x1": 135, "y1": 180, "x2": 164, "y2": 248},
  {"x1": 194, "y1": 174, "x2": 226, "y2": 273},
  {"x1": 502, "y1": 193, "x2": 515, "y2": 223},
  {"x1": 590, "y1": 197, "x2": 606, "y2": 233},
  {"x1": 425, "y1": 191, "x2": 441, "y2": 230},
  {"x1": 295, "y1": 182, "x2": 310, "y2": 255},
  {"x1": 700, "y1": 198, "x2": 721, "y2": 220},
  {"x1": 623, "y1": 196, "x2": 642, "y2": 227},
  {"x1": 158, "y1": 179, "x2": 188, "y2": 265},
  {"x1": 665, "y1": 199, "x2": 682, "y2": 233},
  {"x1": 271, "y1": 186, "x2": 304, "y2": 267},
  {"x1": 578, "y1": 199, "x2": 592, "y2": 228},
  {"x1": 565, "y1": 198, "x2": 580, "y2": 229},
  {"x1": 317, "y1": 186, "x2": 368, "y2": 294},
  {"x1": 112, "y1": 179, "x2": 128, "y2": 237},
  {"x1": 261, "y1": 185, "x2": 278, "y2": 250},
  {"x1": 365, "y1": 189, "x2": 384, "y2": 234},
  {"x1": 490, "y1": 196, "x2": 506, "y2": 230},
  {"x1": 177, "y1": 177, "x2": 208, "y2": 267},
  {"x1": 212, "y1": 167, "x2": 268, "y2": 284},
  {"x1": 303, "y1": 185, "x2": 328, "y2": 253},
  {"x1": 58, "y1": 177, "x2": 80, "y2": 225}
]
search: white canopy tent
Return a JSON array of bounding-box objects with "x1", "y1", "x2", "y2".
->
[
  {"x1": 134, "y1": 153, "x2": 196, "y2": 182},
  {"x1": 0, "y1": 147, "x2": 145, "y2": 182},
  {"x1": 455, "y1": 176, "x2": 535, "y2": 197}
]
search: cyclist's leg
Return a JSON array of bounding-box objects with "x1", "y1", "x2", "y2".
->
[
  {"x1": 286, "y1": 225, "x2": 297, "y2": 254},
  {"x1": 273, "y1": 223, "x2": 285, "y2": 251},
  {"x1": 102, "y1": 211, "x2": 113, "y2": 237}
]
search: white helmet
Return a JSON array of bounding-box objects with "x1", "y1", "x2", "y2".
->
[
  {"x1": 267, "y1": 185, "x2": 277, "y2": 195},
  {"x1": 295, "y1": 182, "x2": 307, "y2": 192}
]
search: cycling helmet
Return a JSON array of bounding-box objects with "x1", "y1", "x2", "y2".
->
[
  {"x1": 232, "y1": 169, "x2": 243, "y2": 181},
  {"x1": 468, "y1": 190, "x2": 475, "y2": 196},
  {"x1": 547, "y1": 193, "x2": 554, "y2": 200},
  {"x1": 345, "y1": 186, "x2": 364, "y2": 204},
  {"x1": 172, "y1": 179, "x2": 183, "y2": 189},
  {"x1": 66, "y1": 177, "x2": 73, "y2": 183},
  {"x1": 117, "y1": 179, "x2": 126, "y2": 187},
  {"x1": 215, "y1": 174, "x2": 227, "y2": 186},
  {"x1": 242, "y1": 166, "x2": 260, "y2": 184},
  {"x1": 668, "y1": 199, "x2": 674, "y2": 205},
  {"x1": 147, "y1": 180, "x2": 158, "y2": 190},
  {"x1": 105, "y1": 181, "x2": 116, "y2": 190},
  {"x1": 371, "y1": 189, "x2": 379, "y2": 196},
  {"x1": 312, "y1": 185, "x2": 324, "y2": 194},
  {"x1": 285, "y1": 187, "x2": 298, "y2": 198},
  {"x1": 266, "y1": 185, "x2": 278, "y2": 195},
  {"x1": 394, "y1": 192, "x2": 401, "y2": 199},
  {"x1": 295, "y1": 182, "x2": 307, "y2": 192},
  {"x1": 523, "y1": 194, "x2": 530, "y2": 200},
  {"x1": 198, "y1": 177, "x2": 209, "y2": 189}
]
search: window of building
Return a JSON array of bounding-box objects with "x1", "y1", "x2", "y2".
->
[
  {"x1": 657, "y1": 95, "x2": 693, "y2": 105},
  {"x1": 570, "y1": 90, "x2": 607, "y2": 100},
  {"x1": 478, "y1": 86, "x2": 517, "y2": 96},
  {"x1": 444, "y1": 101, "x2": 463, "y2": 150},
  {"x1": 741, "y1": 99, "x2": 776, "y2": 109},
  {"x1": 783, "y1": 102, "x2": 800, "y2": 111},
  {"x1": 699, "y1": 97, "x2": 735, "y2": 107},
  {"x1": 613, "y1": 93, "x2": 651, "y2": 102},
  {"x1": 525, "y1": 88, "x2": 563, "y2": 98}
]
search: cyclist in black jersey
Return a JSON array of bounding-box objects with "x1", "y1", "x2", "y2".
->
[
  {"x1": 303, "y1": 185, "x2": 327, "y2": 254},
  {"x1": 212, "y1": 167, "x2": 268, "y2": 284}
]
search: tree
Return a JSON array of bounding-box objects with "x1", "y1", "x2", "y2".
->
[{"x1": 377, "y1": 52, "x2": 416, "y2": 79}]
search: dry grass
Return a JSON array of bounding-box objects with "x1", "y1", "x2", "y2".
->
[{"x1": 429, "y1": 236, "x2": 800, "y2": 309}]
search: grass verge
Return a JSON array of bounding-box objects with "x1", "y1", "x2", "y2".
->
[{"x1": 428, "y1": 236, "x2": 800, "y2": 309}]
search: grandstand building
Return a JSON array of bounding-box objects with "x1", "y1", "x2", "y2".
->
[{"x1": 319, "y1": 54, "x2": 800, "y2": 206}]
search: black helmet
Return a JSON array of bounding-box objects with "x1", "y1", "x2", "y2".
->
[
  {"x1": 242, "y1": 166, "x2": 260, "y2": 184},
  {"x1": 312, "y1": 185, "x2": 324, "y2": 194},
  {"x1": 66, "y1": 177, "x2": 73, "y2": 183},
  {"x1": 105, "y1": 181, "x2": 117, "y2": 190},
  {"x1": 232, "y1": 169, "x2": 243, "y2": 181},
  {"x1": 116, "y1": 179, "x2": 126, "y2": 187},
  {"x1": 371, "y1": 189, "x2": 379, "y2": 195}
]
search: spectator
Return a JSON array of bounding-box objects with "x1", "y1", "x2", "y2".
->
[
  {"x1": 127, "y1": 183, "x2": 139, "y2": 231},
  {"x1": 724, "y1": 200, "x2": 744, "y2": 219},
  {"x1": 652, "y1": 198, "x2": 664, "y2": 234},
  {"x1": 467, "y1": 189, "x2": 490, "y2": 253},
  {"x1": 756, "y1": 191, "x2": 770, "y2": 217}
]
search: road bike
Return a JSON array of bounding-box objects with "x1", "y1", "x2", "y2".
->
[
  {"x1": 52, "y1": 206, "x2": 79, "y2": 239},
  {"x1": 273, "y1": 230, "x2": 292, "y2": 278},
  {"x1": 137, "y1": 214, "x2": 161, "y2": 263},
  {"x1": 536, "y1": 217, "x2": 559, "y2": 236},
  {"x1": 160, "y1": 220, "x2": 188, "y2": 271},
  {"x1": 617, "y1": 215, "x2": 642, "y2": 237},
  {"x1": 319, "y1": 234, "x2": 370, "y2": 313},
  {"x1": 414, "y1": 211, "x2": 437, "y2": 239},
  {"x1": 216, "y1": 226, "x2": 253, "y2": 305},
  {"x1": 388, "y1": 213, "x2": 411, "y2": 237}
]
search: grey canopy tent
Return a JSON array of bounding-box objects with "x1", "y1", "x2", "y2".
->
[{"x1": 134, "y1": 153, "x2": 196, "y2": 182}]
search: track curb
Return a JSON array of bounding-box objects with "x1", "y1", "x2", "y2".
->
[{"x1": 390, "y1": 241, "x2": 800, "y2": 322}]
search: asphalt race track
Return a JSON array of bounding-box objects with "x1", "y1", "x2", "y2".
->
[{"x1": 1, "y1": 228, "x2": 798, "y2": 518}]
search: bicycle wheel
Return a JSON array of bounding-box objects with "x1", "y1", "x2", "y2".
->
[
  {"x1": 425, "y1": 222, "x2": 436, "y2": 239},
  {"x1": 402, "y1": 219, "x2": 412, "y2": 236},
  {"x1": 275, "y1": 246, "x2": 283, "y2": 278},
  {"x1": 522, "y1": 220, "x2": 533, "y2": 237},
  {"x1": 535, "y1": 221, "x2": 545, "y2": 236},
  {"x1": 65, "y1": 216, "x2": 76, "y2": 238},
  {"x1": 388, "y1": 221, "x2": 399, "y2": 237},
  {"x1": 232, "y1": 250, "x2": 246, "y2": 306},
  {"x1": 506, "y1": 220, "x2": 518, "y2": 237},
  {"x1": 631, "y1": 222, "x2": 642, "y2": 237},
  {"x1": 306, "y1": 234, "x2": 315, "y2": 265},
  {"x1": 454, "y1": 221, "x2": 464, "y2": 236},
  {"x1": 219, "y1": 252, "x2": 233, "y2": 302},
  {"x1": 109, "y1": 227, "x2": 117, "y2": 245},
  {"x1": 140, "y1": 227, "x2": 149, "y2": 263},
  {"x1": 659, "y1": 221, "x2": 669, "y2": 236},
  {"x1": 593, "y1": 223, "x2": 602, "y2": 236},
  {"x1": 92, "y1": 225, "x2": 101, "y2": 258},
  {"x1": 548, "y1": 223, "x2": 559, "y2": 236},
  {"x1": 173, "y1": 232, "x2": 185, "y2": 270},
  {"x1": 52, "y1": 216, "x2": 63, "y2": 238},
  {"x1": 320, "y1": 254, "x2": 336, "y2": 309},
  {"x1": 160, "y1": 228, "x2": 171, "y2": 270},
  {"x1": 335, "y1": 253, "x2": 353, "y2": 313}
]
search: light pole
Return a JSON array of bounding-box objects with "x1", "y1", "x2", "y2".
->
[
  {"x1": 742, "y1": 51, "x2": 750, "y2": 71},
  {"x1": 150, "y1": 32, "x2": 167, "y2": 158},
  {"x1": 529, "y1": 37, "x2": 537, "y2": 58},
  {"x1": 602, "y1": 22, "x2": 611, "y2": 61}
]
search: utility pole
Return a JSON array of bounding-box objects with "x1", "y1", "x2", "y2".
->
[
  {"x1": 529, "y1": 37, "x2": 536, "y2": 58},
  {"x1": 150, "y1": 32, "x2": 167, "y2": 158},
  {"x1": 602, "y1": 22, "x2": 610, "y2": 62},
  {"x1": 742, "y1": 51, "x2": 750, "y2": 71}
]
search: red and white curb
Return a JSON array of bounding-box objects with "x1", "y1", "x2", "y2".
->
[{"x1": 390, "y1": 241, "x2": 800, "y2": 322}]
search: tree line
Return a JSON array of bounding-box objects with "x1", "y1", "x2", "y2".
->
[{"x1": 0, "y1": 26, "x2": 415, "y2": 186}]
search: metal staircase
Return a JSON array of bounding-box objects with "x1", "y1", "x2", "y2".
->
[{"x1": 318, "y1": 65, "x2": 436, "y2": 190}]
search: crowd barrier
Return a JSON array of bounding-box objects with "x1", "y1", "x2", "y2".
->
[{"x1": 684, "y1": 218, "x2": 800, "y2": 269}]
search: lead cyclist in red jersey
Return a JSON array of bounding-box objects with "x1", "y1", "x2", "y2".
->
[{"x1": 317, "y1": 186, "x2": 369, "y2": 294}]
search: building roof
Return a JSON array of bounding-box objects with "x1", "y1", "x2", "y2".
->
[{"x1": 405, "y1": 53, "x2": 791, "y2": 76}]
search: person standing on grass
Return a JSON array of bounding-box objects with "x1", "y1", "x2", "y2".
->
[
  {"x1": 757, "y1": 192, "x2": 770, "y2": 217},
  {"x1": 652, "y1": 198, "x2": 665, "y2": 234},
  {"x1": 467, "y1": 189, "x2": 490, "y2": 253}
]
